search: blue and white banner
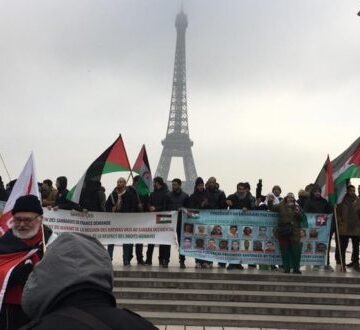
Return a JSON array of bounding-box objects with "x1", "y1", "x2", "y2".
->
[{"x1": 179, "y1": 209, "x2": 332, "y2": 266}]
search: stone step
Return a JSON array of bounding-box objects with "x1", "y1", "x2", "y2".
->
[
  {"x1": 113, "y1": 287, "x2": 360, "y2": 305},
  {"x1": 137, "y1": 311, "x2": 360, "y2": 330},
  {"x1": 116, "y1": 299, "x2": 360, "y2": 318},
  {"x1": 114, "y1": 277, "x2": 360, "y2": 294},
  {"x1": 113, "y1": 268, "x2": 360, "y2": 285}
]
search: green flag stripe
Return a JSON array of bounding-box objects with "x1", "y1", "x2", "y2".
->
[
  {"x1": 334, "y1": 165, "x2": 360, "y2": 186},
  {"x1": 102, "y1": 162, "x2": 130, "y2": 174}
]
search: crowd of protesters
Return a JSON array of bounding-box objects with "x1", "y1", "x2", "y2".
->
[
  {"x1": 1, "y1": 175, "x2": 360, "y2": 273},
  {"x1": 0, "y1": 174, "x2": 360, "y2": 329}
]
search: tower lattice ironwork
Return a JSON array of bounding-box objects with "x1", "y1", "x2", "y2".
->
[{"x1": 155, "y1": 8, "x2": 197, "y2": 194}]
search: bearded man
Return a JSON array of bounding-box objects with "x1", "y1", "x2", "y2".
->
[{"x1": 0, "y1": 195, "x2": 56, "y2": 330}]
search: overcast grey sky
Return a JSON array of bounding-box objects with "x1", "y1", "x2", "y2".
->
[{"x1": 1, "y1": 0, "x2": 359, "y2": 196}]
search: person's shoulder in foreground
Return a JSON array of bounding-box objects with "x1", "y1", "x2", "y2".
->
[{"x1": 20, "y1": 232, "x2": 157, "y2": 330}]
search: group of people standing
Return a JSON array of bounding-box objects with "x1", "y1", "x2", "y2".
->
[
  {"x1": 2, "y1": 175, "x2": 360, "y2": 273},
  {"x1": 1, "y1": 173, "x2": 360, "y2": 330}
]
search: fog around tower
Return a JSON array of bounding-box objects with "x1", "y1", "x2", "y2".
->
[{"x1": 0, "y1": 0, "x2": 359, "y2": 195}]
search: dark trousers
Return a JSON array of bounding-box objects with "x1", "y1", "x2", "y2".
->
[
  {"x1": 107, "y1": 244, "x2": 143, "y2": 263},
  {"x1": 159, "y1": 245, "x2": 171, "y2": 264},
  {"x1": 134, "y1": 244, "x2": 144, "y2": 262},
  {"x1": 340, "y1": 235, "x2": 360, "y2": 266},
  {"x1": 279, "y1": 238, "x2": 302, "y2": 272},
  {"x1": 176, "y1": 216, "x2": 185, "y2": 263},
  {"x1": 146, "y1": 244, "x2": 155, "y2": 263},
  {"x1": 108, "y1": 244, "x2": 115, "y2": 260},
  {"x1": 123, "y1": 244, "x2": 133, "y2": 264}
]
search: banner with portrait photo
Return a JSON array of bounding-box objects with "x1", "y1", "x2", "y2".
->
[
  {"x1": 43, "y1": 209, "x2": 177, "y2": 245},
  {"x1": 180, "y1": 209, "x2": 332, "y2": 266}
]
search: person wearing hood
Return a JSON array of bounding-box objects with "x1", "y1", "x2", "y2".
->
[
  {"x1": 271, "y1": 193, "x2": 303, "y2": 274},
  {"x1": 20, "y1": 233, "x2": 156, "y2": 330},
  {"x1": 303, "y1": 185, "x2": 332, "y2": 214},
  {"x1": 79, "y1": 180, "x2": 106, "y2": 212},
  {"x1": 272, "y1": 185, "x2": 283, "y2": 202},
  {"x1": 297, "y1": 189, "x2": 309, "y2": 209},
  {"x1": 165, "y1": 178, "x2": 189, "y2": 268},
  {"x1": 54, "y1": 176, "x2": 80, "y2": 211},
  {"x1": 337, "y1": 185, "x2": 360, "y2": 271},
  {"x1": 147, "y1": 177, "x2": 168, "y2": 266},
  {"x1": 257, "y1": 193, "x2": 279, "y2": 210},
  {"x1": 0, "y1": 195, "x2": 57, "y2": 330}
]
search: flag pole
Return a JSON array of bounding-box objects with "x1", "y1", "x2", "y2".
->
[
  {"x1": 41, "y1": 222, "x2": 47, "y2": 254},
  {"x1": 126, "y1": 171, "x2": 133, "y2": 184},
  {"x1": 333, "y1": 205, "x2": 345, "y2": 272},
  {"x1": 0, "y1": 152, "x2": 12, "y2": 182}
]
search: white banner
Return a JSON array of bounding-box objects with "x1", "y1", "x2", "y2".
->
[{"x1": 43, "y1": 209, "x2": 178, "y2": 245}]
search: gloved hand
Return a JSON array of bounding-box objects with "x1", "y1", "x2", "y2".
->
[{"x1": 8, "y1": 261, "x2": 34, "y2": 285}]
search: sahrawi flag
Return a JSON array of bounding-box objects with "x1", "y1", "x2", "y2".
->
[
  {"x1": 132, "y1": 145, "x2": 152, "y2": 196},
  {"x1": 0, "y1": 153, "x2": 40, "y2": 236},
  {"x1": 68, "y1": 135, "x2": 131, "y2": 203},
  {"x1": 316, "y1": 136, "x2": 360, "y2": 203},
  {"x1": 320, "y1": 155, "x2": 336, "y2": 207}
]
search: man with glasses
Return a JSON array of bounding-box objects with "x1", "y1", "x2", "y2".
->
[{"x1": 0, "y1": 195, "x2": 56, "y2": 330}]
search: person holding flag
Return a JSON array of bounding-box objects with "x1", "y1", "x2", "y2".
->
[{"x1": 0, "y1": 195, "x2": 56, "y2": 329}]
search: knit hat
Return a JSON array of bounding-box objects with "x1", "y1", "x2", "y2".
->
[
  {"x1": 12, "y1": 195, "x2": 43, "y2": 215},
  {"x1": 195, "y1": 177, "x2": 204, "y2": 186},
  {"x1": 286, "y1": 192, "x2": 295, "y2": 199}
]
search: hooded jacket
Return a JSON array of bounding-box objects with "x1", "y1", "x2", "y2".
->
[{"x1": 21, "y1": 233, "x2": 156, "y2": 329}]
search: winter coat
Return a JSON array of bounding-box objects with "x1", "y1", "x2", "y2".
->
[
  {"x1": 303, "y1": 196, "x2": 332, "y2": 214},
  {"x1": 79, "y1": 181, "x2": 105, "y2": 212},
  {"x1": 226, "y1": 192, "x2": 254, "y2": 210},
  {"x1": 105, "y1": 187, "x2": 139, "y2": 213},
  {"x1": 149, "y1": 186, "x2": 168, "y2": 212},
  {"x1": 0, "y1": 226, "x2": 56, "y2": 330},
  {"x1": 189, "y1": 190, "x2": 208, "y2": 209},
  {"x1": 272, "y1": 201, "x2": 304, "y2": 242},
  {"x1": 165, "y1": 190, "x2": 189, "y2": 211},
  {"x1": 20, "y1": 233, "x2": 156, "y2": 330},
  {"x1": 203, "y1": 189, "x2": 227, "y2": 209},
  {"x1": 337, "y1": 194, "x2": 360, "y2": 236}
]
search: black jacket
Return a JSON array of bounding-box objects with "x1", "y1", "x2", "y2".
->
[
  {"x1": 149, "y1": 186, "x2": 168, "y2": 211},
  {"x1": 226, "y1": 192, "x2": 254, "y2": 210},
  {"x1": 105, "y1": 187, "x2": 139, "y2": 213},
  {"x1": 203, "y1": 189, "x2": 227, "y2": 209},
  {"x1": 165, "y1": 190, "x2": 189, "y2": 211},
  {"x1": 303, "y1": 196, "x2": 332, "y2": 214},
  {"x1": 189, "y1": 190, "x2": 207, "y2": 209}
]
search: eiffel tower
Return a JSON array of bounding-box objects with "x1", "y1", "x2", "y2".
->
[{"x1": 155, "y1": 8, "x2": 197, "y2": 194}]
